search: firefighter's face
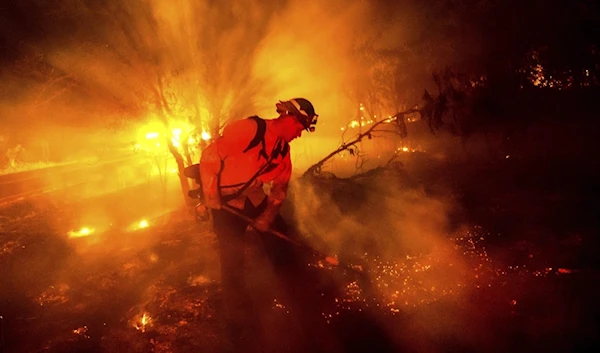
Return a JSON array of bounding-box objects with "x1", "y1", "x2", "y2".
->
[{"x1": 280, "y1": 115, "x2": 306, "y2": 142}]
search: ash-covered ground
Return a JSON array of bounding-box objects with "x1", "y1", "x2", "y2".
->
[{"x1": 1, "y1": 153, "x2": 599, "y2": 353}]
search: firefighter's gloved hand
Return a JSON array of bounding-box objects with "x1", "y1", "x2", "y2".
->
[
  {"x1": 253, "y1": 216, "x2": 273, "y2": 233},
  {"x1": 253, "y1": 202, "x2": 279, "y2": 233},
  {"x1": 194, "y1": 203, "x2": 210, "y2": 221}
]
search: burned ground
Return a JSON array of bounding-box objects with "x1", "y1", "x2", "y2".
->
[{"x1": 1, "y1": 151, "x2": 599, "y2": 353}]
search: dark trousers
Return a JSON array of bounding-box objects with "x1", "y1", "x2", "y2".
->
[
  {"x1": 211, "y1": 198, "x2": 289, "y2": 324},
  {"x1": 211, "y1": 198, "x2": 339, "y2": 352}
]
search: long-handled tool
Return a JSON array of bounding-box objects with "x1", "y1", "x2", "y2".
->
[{"x1": 221, "y1": 204, "x2": 366, "y2": 275}]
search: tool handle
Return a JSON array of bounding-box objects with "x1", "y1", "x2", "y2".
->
[{"x1": 221, "y1": 205, "x2": 339, "y2": 266}]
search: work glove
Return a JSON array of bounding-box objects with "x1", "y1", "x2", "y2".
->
[
  {"x1": 253, "y1": 216, "x2": 272, "y2": 233},
  {"x1": 194, "y1": 203, "x2": 210, "y2": 221},
  {"x1": 252, "y1": 202, "x2": 280, "y2": 233}
]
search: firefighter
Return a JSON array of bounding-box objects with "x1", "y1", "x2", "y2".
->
[
  {"x1": 199, "y1": 98, "x2": 331, "y2": 350},
  {"x1": 199, "y1": 98, "x2": 317, "y2": 233}
]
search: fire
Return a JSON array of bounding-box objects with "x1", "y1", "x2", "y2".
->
[
  {"x1": 72, "y1": 326, "x2": 90, "y2": 339},
  {"x1": 133, "y1": 312, "x2": 152, "y2": 332},
  {"x1": 201, "y1": 131, "x2": 211, "y2": 141},
  {"x1": 394, "y1": 146, "x2": 420, "y2": 153},
  {"x1": 171, "y1": 128, "x2": 182, "y2": 147},
  {"x1": 136, "y1": 119, "x2": 202, "y2": 153},
  {"x1": 340, "y1": 103, "x2": 421, "y2": 131},
  {"x1": 128, "y1": 219, "x2": 150, "y2": 232},
  {"x1": 68, "y1": 227, "x2": 94, "y2": 238}
]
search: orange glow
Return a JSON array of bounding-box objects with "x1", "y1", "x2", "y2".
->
[
  {"x1": 135, "y1": 118, "x2": 202, "y2": 157},
  {"x1": 68, "y1": 227, "x2": 94, "y2": 238},
  {"x1": 133, "y1": 312, "x2": 152, "y2": 332},
  {"x1": 128, "y1": 219, "x2": 150, "y2": 232},
  {"x1": 72, "y1": 326, "x2": 90, "y2": 338}
]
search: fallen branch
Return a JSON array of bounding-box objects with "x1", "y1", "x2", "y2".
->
[
  {"x1": 302, "y1": 106, "x2": 420, "y2": 178},
  {"x1": 348, "y1": 154, "x2": 404, "y2": 181}
]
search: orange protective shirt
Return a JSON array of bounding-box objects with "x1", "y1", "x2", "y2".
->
[{"x1": 199, "y1": 117, "x2": 292, "y2": 209}]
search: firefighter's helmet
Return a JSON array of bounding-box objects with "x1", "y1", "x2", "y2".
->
[{"x1": 276, "y1": 98, "x2": 318, "y2": 132}]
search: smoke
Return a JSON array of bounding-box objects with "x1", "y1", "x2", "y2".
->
[
  {"x1": 1, "y1": 0, "x2": 477, "y2": 170},
  {"x1": 252, "y1": 1, "x2": 369, "y2": 112},
  {"x1": 286, "y1": 167, "x2": 493, "y2": 349},
  {"x1": 289, "y1": 170, "x2": 460, "y2": 262}
]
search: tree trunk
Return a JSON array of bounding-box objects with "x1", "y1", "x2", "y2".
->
[
  {"x1": 168, "y1": 141, "x2": 192, "y2": 206},
  {"x1": 181, "y1": 131, "x2": 194, "y2": 166}
]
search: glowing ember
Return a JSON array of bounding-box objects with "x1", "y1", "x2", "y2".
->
[
  {"x1": 317, "y1": 226, "x2": 535, "y2": 319},
  {"x1": 134, "y1": 313, "x2": 152, "y2": 332},
  {"x1": 145, "y1": 132, "x2": 160, "y2": 139},
  {"x1": 272, "y1": 298, "x2": 289, "y2": 313},
  {"x1": 187, "y1": 275, "x2": 210, "y2": 286},
  {"x1": 37, "y1": 283, "x2": 70, "y2": 306},
  {"x1": 1, "y1": 240, "x2": 20, "y2": 256},
  {"x1": 72, "y1": 326, "x2": 90, "y2": 339},
  {"x1": 395, "y1": 146, "x2": 418, "y2": 153},
  {"x1": 138, "y1": 220, "x2": 149, "y2": 229},
  {"x1": 68, "y1": 227, "x2": 94, "y2": 238},
  {"x1": 312, "y1": 224, "x2": 578, "y2": 324}
]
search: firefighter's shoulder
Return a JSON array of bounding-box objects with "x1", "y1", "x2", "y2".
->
[{"x1": 221, "y1": 118, "x2": 259, "y2": 146}]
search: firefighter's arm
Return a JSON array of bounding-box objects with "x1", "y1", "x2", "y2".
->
[
  {"x1": 199, "y1": 141, "x2": 223, "y2": 209},
  {"x1": 254, "y1": 155, "x2": 292, "y2": 232},
  {"x1": 199, "y1": 120, "x2": 257, "y2": 209},
  {"x1": 269, "y1": 155, "x2": 292, "y2": 205}
]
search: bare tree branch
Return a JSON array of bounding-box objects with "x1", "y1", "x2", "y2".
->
[{"x1": 302, "y1": 106, "x2": 420, "y2": 178}]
